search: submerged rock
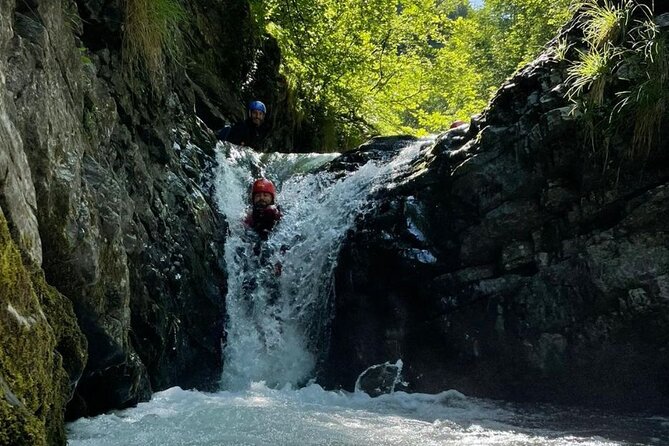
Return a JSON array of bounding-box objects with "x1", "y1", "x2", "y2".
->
[{"x1": 355, "y1": 360, "x2": 406, "y2": 397}]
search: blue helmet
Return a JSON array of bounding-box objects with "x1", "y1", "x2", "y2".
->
[{"x1": 249, "y1": 100, "x2": 266, "y2": 114}]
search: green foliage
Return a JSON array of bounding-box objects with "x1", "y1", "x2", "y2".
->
[
  {"x1": 448, "y1": 0, "x2": 573, "y2": 93},
  {"x1": 552, "y1": 38, "x2": 574, "y2": 61},
  {"x1": 567, "y1": 45, "x2": 618, "y2": 106},
  {"x1": 581, "y1": 0, "x2": 630, "y2": 48},
  {"x1": 615, "y1": 7, "x2": 668, "y2": 157},
  {"x1": 259, "y1": 0, "x2": 457, "y2": 147},
  {"x1": 565, "y1": 0, "x2": 669, "y2": 158},
  {"x1": 123, "y1": 0, "x2": 186, "y2": 89},
  {"x1": 79, "y1": 47, "x2": 92, "y2": 66},
  {"x1": 253, "y1": 0, "x2": 573, "y2": 149}
]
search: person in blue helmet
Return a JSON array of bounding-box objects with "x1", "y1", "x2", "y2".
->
[{"x1": 218, "y1": 100, "x2": 269, "y2": 150}]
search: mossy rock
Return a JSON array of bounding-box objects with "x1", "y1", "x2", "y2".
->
[
  {"x1": 0, "y1": 398, "x2": 45, "y2": 446},
  {"x1": 0, "y1": 208, "x2": 87, "y2": 446}
]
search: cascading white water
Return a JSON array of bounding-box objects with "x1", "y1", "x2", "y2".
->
[
  {"x1": 67, "y1": 141, "x2": 669, "y2": 446},
  {"x1": 214, "y1": 141, "x2": 425, "y2": 390}
]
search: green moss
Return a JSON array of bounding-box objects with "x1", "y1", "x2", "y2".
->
[
  {"x1": 0, "y1": 399, "x2": 44, "y2": 446},
  {"x1": 0, "y1": 209, "x2": 87, "y2": 446},
  {"x1": 31, "y1": 270, "x2": 87, "y2": 445},
  {"x1": 31, "y1": 270, "x2": 87, "y2": 388}
]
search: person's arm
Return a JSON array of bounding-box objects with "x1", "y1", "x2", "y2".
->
[
  {"x1": 226, "y1": 122, "x2": 247, "y2": 146},
  {"x1": 216, "y1": 125, "x2": 231, "y2": 141}
]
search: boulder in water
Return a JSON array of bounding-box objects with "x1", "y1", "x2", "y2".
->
[{"x1": 355, "y1": 360, "x2": 406, "y2": 397}]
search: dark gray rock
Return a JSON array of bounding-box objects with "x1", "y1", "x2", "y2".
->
[
  {"x1": 355, "y1": 361, "x2": 406, "y2": 397},
  {"x1": 0, "y1": 0, "x2": 288, "y2": 428},
  {"x1": 323, "y1": 26, "x2": 669, "y2": 413},
  {"x1": 321, "y1": 135, "x2": 417, "y2": 173}
]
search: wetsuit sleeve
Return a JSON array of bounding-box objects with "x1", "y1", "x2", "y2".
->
[
  {"x1": 216, "y1": 125, "x2": 231, "y2": 141},
  {"x1": 264, "y1": 205, "x2": 281, "y2": 223},
  {"x1": 226, "y1": 122, "x2": 248, "y2": 146}
]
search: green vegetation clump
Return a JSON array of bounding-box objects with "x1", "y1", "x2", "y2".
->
[
  {"x1": 568, "y1": 45, "x2": 617, "y2": 107},
  {"x1": 566, "y1": 0, "x2": 668, "y2": 158},
  {"x1": 582, "y1": 0, "x2": 629, "y2": 48},
  {"x1": 0, "y1": 209, "x2": 87, "y2": 446},
  {"x1": 251, "y1": 0, "x2": 573, "y2": 149},
  {"x1": 123, "y1": 0, "x2": 186, "y2": 88}
]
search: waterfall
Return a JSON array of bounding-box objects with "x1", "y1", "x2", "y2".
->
[
  {"x1": 67, "y1": 140, "x2": 669, "y2": 446},
  {"x1": 213, "y1": 141, "x2": 427, "y2": 390}
]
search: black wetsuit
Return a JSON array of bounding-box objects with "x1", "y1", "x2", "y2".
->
[{"x1": 224, "y1": 118, "x2": 268, "y2": 151}]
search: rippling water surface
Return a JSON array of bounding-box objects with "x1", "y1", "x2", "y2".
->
[{"x1": 67, "y1": 383, "x2": 669, "y2": 445}]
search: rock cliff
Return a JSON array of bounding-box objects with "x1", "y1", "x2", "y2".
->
[
  {"x1": 0, "y1": 0, "x2": 294, "y2": 439},
  {"x1": 0, "y1": 210, "x2": 86, "y2": 445},
  {"x1": 324, "y1": 19, "x2": 669, "y2": 412}
]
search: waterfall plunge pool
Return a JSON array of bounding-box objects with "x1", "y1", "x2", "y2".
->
[
  {"x1": 67, "y1": 383, "x2": 669, "y2": 445},
  {"x1": 67, "y1": 142, "x2": 669, "y2": 445}
]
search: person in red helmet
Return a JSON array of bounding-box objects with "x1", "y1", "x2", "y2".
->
[{"x1": 245, "y1": 178, "x2": 282, "y2": 241}]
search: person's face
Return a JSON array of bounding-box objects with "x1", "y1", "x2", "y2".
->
[
  {"x1": 250, "y1": 109, "x2": 265, "y2": 127},
  {"x1": 253, "y1": 192, "x2": 273, "y2": 206}
]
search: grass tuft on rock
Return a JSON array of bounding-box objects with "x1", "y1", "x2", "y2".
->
[
  {"x1": 565, "y1": 0, "x2": 669, "y2": 159},
  {"x1": 123, "y1": 0, "x2": 186, "y2": 89}
]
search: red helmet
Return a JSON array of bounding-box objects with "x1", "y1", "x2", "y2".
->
[
  {"x1": 450, "y1": 120, "x2": 467, "y2": 129},
  {"x1": 251, "y1": 178, "x2": 276, "y2": 200}
]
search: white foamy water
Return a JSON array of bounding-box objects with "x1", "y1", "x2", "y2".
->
[
  {"x1": 67, "y1": 383, "x2": 668, "y2": 445},
  {"x1": 215, "y1": 141, "x2": 425, "y2": 390},
  {"x1": 67, "y1": 142, "x2": 669, "y2": 445}
]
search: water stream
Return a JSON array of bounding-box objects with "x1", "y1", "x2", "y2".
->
[{"x1": 67, "y1": 142, "x2": 669, "y2": 445}]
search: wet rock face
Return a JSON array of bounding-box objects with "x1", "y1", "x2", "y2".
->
[
  {"x1": 321, "y1": 135, "x2": 417, "y2": 173},
  {"x1": 326, "y1": 54, "x2": 669, "y2": 411},
  {"x1": 0, "y1": 0, "x2": 280, "y2": 425},
  {"x1": 0, "y1": 210, "x2": 87, "y2": 445}
]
